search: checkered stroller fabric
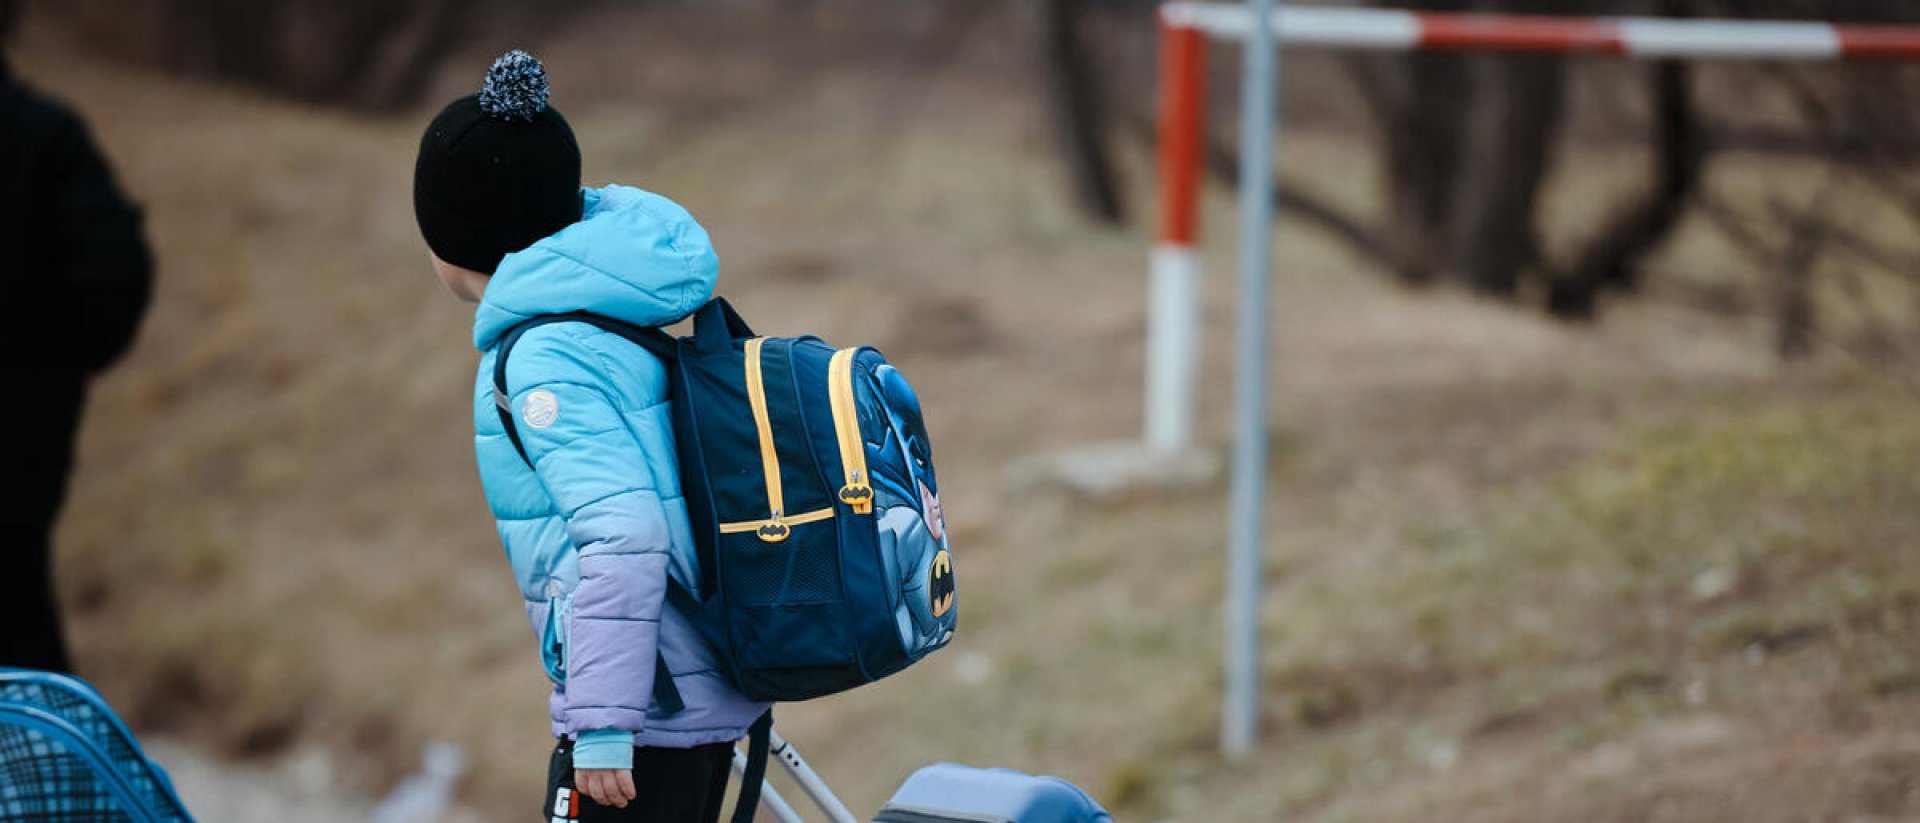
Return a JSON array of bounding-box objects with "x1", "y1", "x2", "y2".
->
[{"x1": 0, "y1": 669, "x2": 194, "y2": 823}]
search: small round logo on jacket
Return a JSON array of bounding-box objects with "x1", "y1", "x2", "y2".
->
[{"x1": 523, "y1": 389, "x2": 559, "y2": 429}]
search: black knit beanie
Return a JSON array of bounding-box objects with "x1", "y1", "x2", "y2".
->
[{"x1": 414, "y1": 51, "x2": 581, "y2": 274}]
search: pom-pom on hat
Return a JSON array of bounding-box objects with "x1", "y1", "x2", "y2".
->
[
  {"x1": 477, "y1": 50, "x2": 550, "y2": 121},
  {"x1": 414, "y1": 50, "x2": 581, "y2": 274}
]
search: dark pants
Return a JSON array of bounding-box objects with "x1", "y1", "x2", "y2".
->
[{"x1": 545, "y1": 739, "x2": 737, "y2": 823}]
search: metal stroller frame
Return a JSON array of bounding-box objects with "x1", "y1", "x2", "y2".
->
[{"x1": 732, "y1": 729, "x2": 860, "y2": 823}]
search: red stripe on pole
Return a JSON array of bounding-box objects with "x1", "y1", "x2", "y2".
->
[
  {"x1": 1416, "y1": 12, "x2": 1625, "y2": 54},
  {"x1": 1157, "y1": 19, "x2": 1207, "y2": 247},
  {"x1": 1836, "y1": 26, "x2": 1920, "y2": 59}
]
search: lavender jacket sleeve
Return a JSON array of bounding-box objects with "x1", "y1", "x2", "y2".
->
[{"x1": 506, "y1": 331, "x2": 671, "y2": 735}]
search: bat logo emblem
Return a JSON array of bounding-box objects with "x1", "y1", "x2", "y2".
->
[
  {"x1": 839, "y1": 484, "x2": 873, "y2": 507},
  {"x1": 928, "y1": 550, "x2": 955, "y2": 618}
]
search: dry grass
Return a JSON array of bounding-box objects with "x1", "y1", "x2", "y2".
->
[{"x1": 17, "y1": 6, "x2": 1920, "y2": 820}]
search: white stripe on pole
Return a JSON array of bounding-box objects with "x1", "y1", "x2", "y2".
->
[
  {"x1": 1618, "y1": 19, "x2": 1841, "y2": 60},
  {"x1": 1147, "y1": 244, "x2": 1203, "y2": 453},
  {"x1": 1223, "y1": 0, "x2": 1278, "y2": 759},
  {"x1": 1166, "y1": 3, "x2": 1420, "y2": 50}
]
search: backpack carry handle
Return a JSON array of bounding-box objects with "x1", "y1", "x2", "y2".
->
[{"x1": 694, "y1": 298, "x2": 754, "y2": 353}]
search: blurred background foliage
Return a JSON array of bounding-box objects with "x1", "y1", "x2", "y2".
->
[{"x1": 34, "y1": 0, "x2": 1920, "y2": 368}]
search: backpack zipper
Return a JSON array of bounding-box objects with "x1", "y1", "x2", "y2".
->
[
  {"x1": 719, "y1": 508, "x2": 836, "y2": 541},
  {"x1": 828, "y1": 348, "x2": 873, "y2": 514},
  {"x1": 729, "y1": 337, "x2": 833, "y2": 543}
]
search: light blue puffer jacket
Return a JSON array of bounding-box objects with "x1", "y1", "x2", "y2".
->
[{"x1": 471, "y1": 185, "x2": 769, "y2": 762}]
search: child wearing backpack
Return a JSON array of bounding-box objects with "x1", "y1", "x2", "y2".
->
[{"x1": 413, "y1": 51, "x2": 768, "y2": 822}]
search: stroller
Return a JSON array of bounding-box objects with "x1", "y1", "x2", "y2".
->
[
  {"x1": 0, "y1": 668, "x2": 194, "y2": 822},
  {"x1": 1, "y1": 667, "x2": 1108, "y2": 823}
]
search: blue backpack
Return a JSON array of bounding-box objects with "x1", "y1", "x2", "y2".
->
[{"x1": 494, "y1": 298, "x2": 957, "y2": 705}]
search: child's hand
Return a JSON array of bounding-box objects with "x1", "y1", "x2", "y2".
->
[{"x1": 576, "y1": 768, "x2": 637, "y2": 809}]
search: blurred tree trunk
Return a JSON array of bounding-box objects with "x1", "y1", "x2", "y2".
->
[
  {"x1": 1356, "y1": 0, "x2": 1573, "y2": 297},
  {"x1": 1544, "y1": 0, "x2": 1703, "y2": 319},
  {"x1": 1351, "y1": 0, "x2": 1478, "y2": 287},
  {"x1": 1452, "y1": 52, "x2": 1567, "y2": 297},
  {"x1": 1387, "y1": 52, "x2": 1473, "y2": 287},
  {"x1": 1356, "y1": 0, "x2": 1705, "y2": 314},
  {"x1": 191, "y1": 1, "x2": 277, "y2": 81},
  {"x1": 1546, "y1": 59, "x2": 1702, "y2": 319},
  {"x1": 1039, "y1": 0, "x2": 1127, "y2": 225}
]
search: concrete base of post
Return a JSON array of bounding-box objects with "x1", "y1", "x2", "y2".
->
[{"x1": 1009, "y1": 441, "x2": 1222, "y2": 503}]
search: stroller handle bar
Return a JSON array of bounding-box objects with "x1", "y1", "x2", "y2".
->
[{"x1": 731, "y1": 731, "x2": 860, "y2": 823}]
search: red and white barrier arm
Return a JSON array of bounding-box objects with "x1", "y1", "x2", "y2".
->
[{"x1": 1160, "y1": 3, "x2": 1920, "y2": 60}]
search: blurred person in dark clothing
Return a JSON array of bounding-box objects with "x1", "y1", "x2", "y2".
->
[{"x1": 0, "y1": 0, "x2": 154, "y2": 673}]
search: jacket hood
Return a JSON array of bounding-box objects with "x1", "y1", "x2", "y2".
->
[{"x1": 474, "y1": 185, "x2": 717, "y2": 349}]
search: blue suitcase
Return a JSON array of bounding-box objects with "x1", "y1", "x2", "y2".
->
[{"x1": 872, "y1": 763, "x2": 1113, "y2": 823}]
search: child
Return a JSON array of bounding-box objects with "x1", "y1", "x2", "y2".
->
[{"x1": 414, "y1": 51, "x2": 769, "y2": 823}]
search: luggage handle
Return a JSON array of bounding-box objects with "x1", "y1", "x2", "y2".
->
[{"x1": 693, "y1": 297, "x2": 755, "y2": 353}]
